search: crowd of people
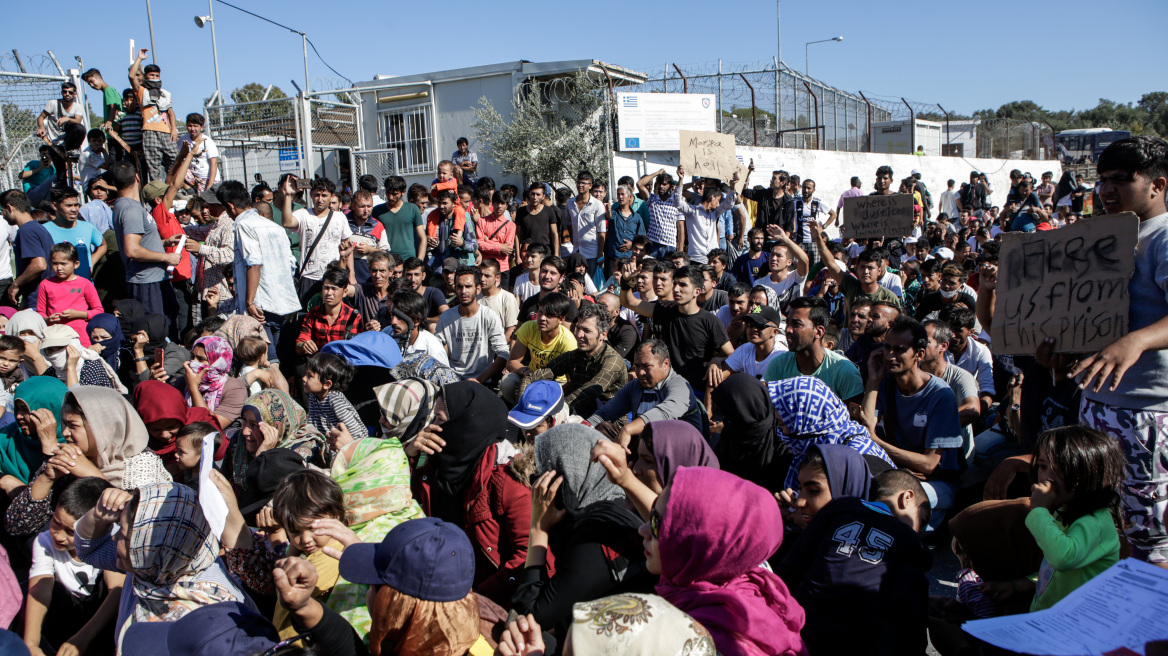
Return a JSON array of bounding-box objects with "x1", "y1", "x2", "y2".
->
[{"x1": 0, "y1": 52, "x2": 1165, "y2": 656}]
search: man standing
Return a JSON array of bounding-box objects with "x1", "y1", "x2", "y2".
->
[
  {"x1": 451, "y1": 137, "x2": 478, "y2": 187},
  {"x1": 938, "y1": 179, "x2": 959, "y2": 218},
  {"x1": 107, "y1": 161, "x2": 180, "y2": 317},
  {"x1": 436, "y1": 267, "x2": 509, "y2": 382},
  {"x1": 835, "y1": 176, "x2": 865, "y2": 222},
  {"x1": 81, "y1": 68, "x2": 122, "y2": 132},
  {"x1": 765, "y1": 297, "x2": 864, "y2": 404},
  {"x1": 515, "y1": 183, "x2": 559, "y2": 255},
  {"x1": 45, "y1": 186, "x2": 106, "y2": 279},
  {"x1": 1070, "y1": 136, "x2": 1168, "y2": 567},
  {"x1": 910, "y1": 169, "x2": 931, "y2": 221},
  {"x1": 795, "y1": 179, "x2": 836, "y2": 266},
  {"x1": 672, "y1": 165, "x2": 738, "y2": 264},
  {"x1": 224, "y1": 182, "x2": 300, "y2": 362},
  {"x1": 347, "y1": 190, "x2": 390, "y2": 285},
  {"x1": 373, "y1": 175, "x2": 426, "y2": 263},
  {"x1": 128, "y1": 49, "x2": 178, "y2": 182},
  {"x1": 566, "y1": 171, "x2": 606, "y2": 275},
  {"x1": 0, "y1": 190, "x2": 53, "y2": 309},
  {"x1": 742, "y1": 167, "x2": 797, "y2": 232},
  {"x1": 522, "y1": 301, "x2": 628, "y2": 417},
  {"x1": 279, "y1": 177, "x2": 354, "y2": 303},
  {"x1": 622, "y1": 264, "x2": 733, "y2": 394},
  {"x1": 730, "y1": 227, "x2": 769, "y2": 286},
  {"x1": 757, "y1": 227, "x2": 810, "y2": 317},
  {"x1": 863, "y1": 318, "x2": 964, "y2": 525},
  {"x1": 636, "y1": 169, "x2": 683, "y2": 259}
]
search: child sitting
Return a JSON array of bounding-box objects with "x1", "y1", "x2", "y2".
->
[
  {"x1": 1026, "y1": 425, "x2": 1125, "y2": 612},
  {"x1": 172, "y1": 421, "x2": 221, "y2": 486},
  {"x1": 429, "y1": 159, "x2": 459, "y2": 200},
  {"x1": 953, "y1": 536, "x2": 996, "y2": 619},
  {"x1": 777, "y1": 468, "x2": 933, "y2": 656},
  {"x1": 237, "y1": 335, "x2": 275, "y2": 396},
  {"x1": 24, "y1": 477, "x2": 124, "y2": 656},
  {"x1": 268, "y1": 469, "x2": 347, "y2": 640},
  {"x1": 37, "y1": 243, "x2": 103, "y2": 347},
  {"x1": 0, "y1": 336, "x2": 27, "y2": 421},
  {"x1": 303, "y1": 352, "x2": 368, "y2": 448}
]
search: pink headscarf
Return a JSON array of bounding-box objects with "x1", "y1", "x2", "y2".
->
[
  {"x1": 189, "y1": 336, "x2": 232, "y2": 411},
  {"x1": 656, "y1": 466, "x2": 807, "y2": 656},
  {"x1": 0, "y1": 544, "x2": 22, "y2": 629}
]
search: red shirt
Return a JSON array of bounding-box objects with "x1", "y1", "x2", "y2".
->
[
  {"x1": 150, "y1": 203, "x2": 192, "y2": 282},
  {"x1": 296, "y1": 302, "x2": 362, "y2": 347}
]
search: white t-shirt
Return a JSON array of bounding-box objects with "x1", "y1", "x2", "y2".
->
[
  {"x1": 479, "y1": 290, "x2": 520, "y2": 330},
  {"x1": 511, "y1": 272, "x2": 540, "y2": 302},
  {"x1": 879, "y1": 270, "x2": 904, "y2": 299},
  {"x1": 178, "y1": 134, "x2": 220, "y2": 182},
  {"x1": 725, "y1": 339, "x2": 787, "y2": 380},
  {"x1": 30, "y1": 531, "x2": 103, "y2": 598},
  {"x1": 407, "y1": 327, "x2": 450, "y2": 366},
  {"x1": 758, "y1": 274, "x2": 802, "y2": 313},
  {"x1": 0, "y1": 220, "x2": 13, "y2": 281},
  {"x1": 292, "y1": 208, "x2": 354, "y2": 280},
  {"x1": 78, "y1": 144, "x2": 106, "y2": 189},
  {"x1": 565, "y1": 196, "x2": 606, "y2": 259}
]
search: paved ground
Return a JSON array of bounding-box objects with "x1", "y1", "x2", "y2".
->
[{"x1": 926, "y1": 539, "x2": 962, "y2": 656}]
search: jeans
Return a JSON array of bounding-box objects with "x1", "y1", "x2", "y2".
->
[
  {"x1": 262, "y1": 310, "x2": 286, "y2": 363},
  {"x1": 648, "y1": 241, "x2": 671, "y2": 259},
  {"x1": 920, "y1": 479, "x2": 958, "y2": 532}
]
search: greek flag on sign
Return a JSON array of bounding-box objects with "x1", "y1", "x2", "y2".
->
[{"x1": 623, "y1": 96, "x2": 638, "y2": 107}]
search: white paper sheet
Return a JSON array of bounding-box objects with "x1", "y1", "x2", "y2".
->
[
  {"x1": 963, "y1": 558, "x2": 1168, "y2": 656},
  {"x1": 166, "y1": 235, "x2": 187, "y2": 278},
  {"x1": 197, "y1": 432, "x2": 228, "y2": 539}
]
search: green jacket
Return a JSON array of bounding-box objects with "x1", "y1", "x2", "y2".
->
[{"x1": 1026, "y1": 506, "x2": 1120, "y2": 612}]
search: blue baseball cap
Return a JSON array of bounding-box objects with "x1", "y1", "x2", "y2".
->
[
  {"x1": 338, "y1": 517, "x2": 474, "y2": 603},
  {"x1": 121, "y1": 602, "x2": 280, "y2": 656},
  {"x1": 507, "y1": 380, "x2": 565, "y2": 430}
]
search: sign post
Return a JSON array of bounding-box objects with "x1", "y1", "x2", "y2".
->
[{"x1": 989, "y1": 213, "x2": 1139, "y2": 355}]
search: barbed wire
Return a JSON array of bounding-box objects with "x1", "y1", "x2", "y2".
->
[{"x1": 0, "y1": 53, "x2": 64, "y2": 76}]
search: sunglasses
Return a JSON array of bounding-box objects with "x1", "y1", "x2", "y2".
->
[{"x1": 650, "y1": 508, "x2": 663, "y2": 538}]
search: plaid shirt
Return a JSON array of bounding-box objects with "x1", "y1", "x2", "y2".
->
[
  {"x1": 645, "y1": 193, "x2": 681, "y2": 247},
  {"x1": 522, "y1": 342, "x2": 628, "y2": 416},
  {"x1": 297, "y1": 302, "x2": 362, "y2": 347}
]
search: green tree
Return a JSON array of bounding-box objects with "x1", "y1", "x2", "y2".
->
[
  {"x1": 1139, "y1": 92, "x2": 1168, "y2": 137},
  {"x1": 231, "y1": 83, "x2": 287, "y2": 104},
  {"x1": 472, "y1": 72, "x2": 610, "y2": 187}
]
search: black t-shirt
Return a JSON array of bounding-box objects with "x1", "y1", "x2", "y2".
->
[
  {"x1": 518, "y1": 290, "x2": 579, "y2": 324},
  {"x1": 651, "y1": 304, "x2": 729, "y2": 391},
  {"x1": 912, "y1": 291, "x2": 976, "y2": 321},
  {"x1": 777, "y1": 497, "x2": 931, "y2": 656},
  {"x1": 515, "y1": 205, "x2": 558, "y2": 247}
]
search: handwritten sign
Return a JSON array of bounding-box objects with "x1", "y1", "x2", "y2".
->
[
  {"x1": 990, "y1": 213, "x2": 1139, "y2": 356},
  {"x1": 841, "y1": 194, "x2": 916, "y2": 240},
  {"x1": 679, "y1": 130, "x2": 746, "y2": 192}
]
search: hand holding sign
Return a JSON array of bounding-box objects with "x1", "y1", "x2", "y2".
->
[{"x1": 678, "y1": 130, "x2": 745, "y2": 193}]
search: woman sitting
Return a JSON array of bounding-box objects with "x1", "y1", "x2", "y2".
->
[
  {"x1": 177, "y1": 335, "x2": 248, "y2": 429},
  {"x1": 0, "y1": 377, "x2": 68, "y2": 497},
  {"x1": 131, "y1": 381, "x2": 222, "y2": 478},
  {"x1": 711, "y1": 373, "x2": 791, "y2": 493},
  {"x1": 223, "y1": 389, "x2": 325, "y2": 504},
  {"x1": 513, "y1": 424, "x2": 650, "y2": 634},
  {"x1": 86, "y1": 313, "x2": 123, "y2": 373},
  {"x1": 39, "y1": 325, "x2": 123, "y2": 391},
  {"x1": 6, "y1": 386, "x2": 172, "y2": 536},
  {"x1": 74, "y1": 483, "x2": 255, "y2": 652},
  {"x1": 408, "y1": 381, "x2": 531, "y2": 608},
  {"x1": 644, "y1": 466, "x2": 807, "y2": 656}
]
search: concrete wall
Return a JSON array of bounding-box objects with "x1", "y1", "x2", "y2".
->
[{"x1": 612, "y1": 146, "x2": 1061, "y2": 237}]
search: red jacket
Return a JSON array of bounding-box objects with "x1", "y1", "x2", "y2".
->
[{"x1": 412, "y1": 443, "x2": 548, "y2": 607}]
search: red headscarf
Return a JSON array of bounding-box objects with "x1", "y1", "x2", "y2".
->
[
  {"x1": 656, "y1": 466, "x2": 807, "y2": 656},
  {"x1": 132, "y1": 381, "x2": 225, "y2": 461}
]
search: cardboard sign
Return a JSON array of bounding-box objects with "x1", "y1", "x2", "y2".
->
[
  {"x1": 678, "y1": 130, "x2": 746, "y2": 192},
  {"x1": 841, "y1": 194, "x2": 916, "y2": 240},
  {"x1": 989, "y1": 213, "x2": 1139, "y2": 355}
]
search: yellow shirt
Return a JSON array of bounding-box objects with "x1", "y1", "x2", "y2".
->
[
  {"x1": 516, "y1": 321, "x2": 577, "y2": 380},
  {"x1": 273, "y1": 540, "x2": 342, "y2": 641}
]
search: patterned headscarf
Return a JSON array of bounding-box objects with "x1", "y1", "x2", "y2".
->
[
  {"x1": 125, "y1": 483, "x2": 236, "y2": 638},
  {"x1": 373, "y1": 379, "x2": 439, "y2": 444},
  {"x1": 233, "y1": 390, "x2": 324, "y2": 487},
  {"x1": 214, "y1": 315, "x2": 268, "y2": 351},
  {"x1": 568, "y1": 594, "x2": 717, "y2": 656},
  {"x1": 768, "y1": 376, "x2": 892, "y2": 490},
  {"x1": 189, "y1": 336, "x2": 232, "y2": 411}
]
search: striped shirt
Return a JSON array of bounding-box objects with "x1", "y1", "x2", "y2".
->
[
  {"x1": 307, "y1": 390, "x2": 368, "y2": 440},
  {"x1": 117, "y1": 112, "x2": 143, "y2": 147}
]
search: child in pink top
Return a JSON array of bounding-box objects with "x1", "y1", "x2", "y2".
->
[{"x1": 37, "y1": 243, "x2": 103, "y2": 347}]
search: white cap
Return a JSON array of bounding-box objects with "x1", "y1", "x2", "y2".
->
[
  {"x1": 904, "y1": 236, "x2": 918, "y2": 244},
  {"x1": 933, "y1": 247, "x2": 954, "y2": 260},
  {"x1": 911, "y1": 169, "x2": 921, "y2": 176}
]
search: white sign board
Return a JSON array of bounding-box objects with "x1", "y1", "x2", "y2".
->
[{"x1": 617, "y1": 93, "x2": 716, "y2": 151}]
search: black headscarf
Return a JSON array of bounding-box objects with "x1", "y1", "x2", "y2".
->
[
  {"x1": 131, "y1": 314, "x2": 169, "y2": 366},
  {"x1": 567, "y1": 251, "x2": 587, "y2": 274},
  {"x1": 712, "y1": 374, "x2": 791, "y2": 493},
  {"x1": 114, "y1": 299, "x2": 145, "y2": 349},
  {"x1": 428, "y1": 381, "x2": 509, "y2": 521}
]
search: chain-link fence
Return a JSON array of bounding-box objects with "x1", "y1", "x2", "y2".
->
[
  {"x1": 205, "y1": 96, "x2": 299, "y2": 186},
  {"x1": 0, "y1": 53, "x2": 76, "y2": 191},
  {"x1": 622, "y1": 60, "x2": 890, "y2": 151}
]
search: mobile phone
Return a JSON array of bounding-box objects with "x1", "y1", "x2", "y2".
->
[
  {"x1": 295, "y1": 178, "x2": 312, "y2": 191},
  {"x1": 154, "y1": 347, "x2": 165, "y2": 369}
]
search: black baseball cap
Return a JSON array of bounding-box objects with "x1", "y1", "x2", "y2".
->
[
  {"x1": 743, "y1": 306, "x2": 783, "y2": 329},
  {"x1": 240, "y1": 448, "x2": 306, "y2": 515}
]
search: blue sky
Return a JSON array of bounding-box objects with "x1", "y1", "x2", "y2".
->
[{"x1": 6, "y1": 0, "x2": 1164, "y2": 119}]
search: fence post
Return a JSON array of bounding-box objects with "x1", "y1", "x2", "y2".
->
[
  {"x1": 859, "y1": 91, "x2": 873, "y2": 153},
  {"x1": 672, "y1": 63, "x2": 687, "y2": 94},
  {"x1": 901, "y1": 98, "x2": 914, "y2": 154},
  {"x1": 717, "y1": 59, "x2": 723, "y2": 133},
  {"x1": 773, "y1": 57, "x2": 781, "y2": 147},
  {"x1": 738, "y1": 74, "x2": 757, "y2": 146},
  {"x1": 300, "y1": 93, "x2": 315, "y2": 178},
  {"x1": 938, "y1": 103, "x2": 951, "y2": 155},
  {"x1": 804, "y1": 82, "x2": 820, "y2": 150}
]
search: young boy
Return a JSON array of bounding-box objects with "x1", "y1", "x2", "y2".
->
[
  {"x1": 429, "y1": 159, "x2": 459, "y2": 200},
  {"x1": 25, "y1": 477, "x2": 124, "y2": 656},
  {"x1": 237, "y1": 335, "x2": 275, "y2": 395},
  {"x1": 110, "y1": 88, "x2": 143, "y2": 170},
  {"x1": 177, "y1": 113, "x2": 219, "y2": 191},
  {"x1": 500, "y1": 291, "x2": 577, "y2": 404},
  {"x1": 296, "y1": 266, "x2": 362, "y2": 356},
  {"x1": 129, "y1": 48, "x2": 179, "y2": 183},
  {"x1": 173, "y1": 421, "x2": 222, "y2": 485},
  {"x1": 81, "y1": 68, "x2": 122, "y2": 131},
  {"x1": 511, "y1": 241, "x2": 548, "y2": 301},
  {"x1": 78, "y1": 129, "x2": 110, "y2": 189},
  {"x1": 0, "y1": 336, "x2": 26, "y2": 425},
  {"x1": 777, "y1": 469, "x2": 933, "y2": 656},
  {"x1": 302, "y1": 352, "x2": 368, "y2": 452}
]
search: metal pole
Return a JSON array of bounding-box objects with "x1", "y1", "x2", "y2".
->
[
  {"x1": 739, "y1": 74, "x2": 757, "y2": 146},
  {"x1": 302, "y1": 33, "x2": 310, "y2": 93},
  {"x1": 774, "y1": 57, "x2": 781, "y2": 147},
  {"x1": 672, "y1": 63, "x2": 687, "y2": 94},
  {"x1": 776, "y1": 0, "x2": 781, "y2": 86},
  {"x1": 938, "y1": 103, "x2": 951, "y2": 155},
  {"x1": 146, "y1": 0, "x2": 158, "y2": 64},
  {"x1": 717, "y1": 59, "x2": 722, "y2": 133},
  {"x1": 805, "y1": 82, "x2": 820, "y2": 150},
  {"x1": 902, "y1": 98, "x2": 914, "y2": 154},
  {"x1": 859, "y1": 91, "x2": 873, "y2": 153}
]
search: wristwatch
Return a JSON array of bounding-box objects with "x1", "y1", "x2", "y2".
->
[{"x1": 1009, "y1": 403, "x2": 1021, "y2": 412}]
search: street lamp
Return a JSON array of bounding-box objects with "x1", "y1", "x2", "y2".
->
[
  {"x1": 194, "y1": 5, "x2": 222, "y2": 108},
  {"x1": 805, "y1": 36, "x2": 843, "y2": 77}
]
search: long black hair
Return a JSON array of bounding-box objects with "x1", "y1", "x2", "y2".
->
[{"x1": 1030, "y1": 425, "x2": 1126, "y2": 528}]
